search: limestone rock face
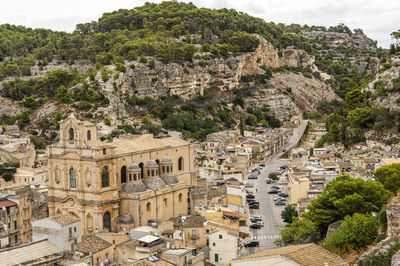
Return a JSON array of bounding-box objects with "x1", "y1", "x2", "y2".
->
[
  {"x1": 0, "y1": 97, "x2": 22, "y2": 117},
  {"x1": 240, "y1": 35, "x2": 281, "y2": 76},
  {"x1": 0, "y1": 35, "x2": 340, "y2": 123}
]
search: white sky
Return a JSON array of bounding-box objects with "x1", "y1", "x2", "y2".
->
[{"x1": 0, "y1": 0, "x2": 399, "y2": 48}]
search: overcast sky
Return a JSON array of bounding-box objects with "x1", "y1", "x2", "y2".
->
[{"x1": 1, "y1": 0, "x2": 399, "y2": 48}]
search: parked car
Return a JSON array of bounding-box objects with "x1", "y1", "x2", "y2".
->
[
  {"x1": 245, "y1": 182, "x2": 254, "y2": 188},
  {"x1": 249, "y1": 203, "x2": 259, "y2": 209},
  {"x1": 281, "y1": 165, "x2": 288, "y2": 169},
  {"x1": 249, "y1": 201, "x2": 259, "y2": 205},
  {"x1": 278, "y1": 192, "x2": 288, "y2": 197},
  {"x1": 268, "y1": 189, "x2": 280, "y2": 194},
  {"x1": 246, "y1": 191, "x2": 254, "y2": 196},
  {"x1": 274, "y1": 196, "x2": 285, "y2": 202},
  {"x1": 247, "y1": 199, "x2": 257, "y2": 204},
  {"x1": 266, "y1": 179, "x2": 271, "y2": 184},
  {"x1": 271, "y1": 186, "x2": 280, "y2": 190},
  {"x1": 250, "y1": 223, "x2": 262, "y2": 229},
  {"x1": 275, "y1": 201, "x2": 285, "y2": 206},
  {"x1": 216, "y1": 180, "x2": 226, "y2": 186},
  {"x1": 246, "y1": 194, "x2": 255, "y2": 199},
  {"x1": 251, "y1": 221, "x2": 264, "y2": 227},
  {"x1": 244, "y1": 240, "x2": 259, "y2": 247},
  {"x1": 250, "y1": 216, "x2": 262, "y2": 222},
  {"x1": 248, "y1": 174, "x2": 258, "y2": 179},
  {"x1": 259, "y1": 163, "x2": 265, "y2": 167},
  {"x1": 282, "y1": 149, "x2": 287, "y2": 152}
]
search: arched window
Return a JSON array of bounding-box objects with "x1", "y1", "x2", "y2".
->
[
  {"x1": 146, "y1": 202, "x2": 151, "y2": 212},
  {"x1": 179, "y1": 193, "x2": 183, "y2": 202},
  {"x1": 69, "y1": 128, "x2": 74, "y2": 141},
  {"x1": 163, "y1": 198, "x2": 168, "y2": 206},
  {"x1": 87, "y1": 130, "x2": 91, "y2": 141},
  {"x1": 70, "y1": 168, "x2": 76, "y2": 188},
  {"x1": 156, "y1": 159, "x2": 161, "y2": 175},
  {"x1": 121, "y1": 166, "x2": 127, "y2": 183},
  {"x1": 178, "y1": 157, "x2": 184, "y2": 171},
  {"x1": 103, "y1": 211, "x2": 111, "y2": 231},
  {"x1": 139, "y1": 163, "x2": 144, "y2": 179},
  {"x1": 101, "y1": 166, "x2": 109, "y2": 188}
]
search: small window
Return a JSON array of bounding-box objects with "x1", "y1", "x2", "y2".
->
[
  {"x1": 101, "y1": 166, "x2": 110, "y2": 188},
  {"x1": 87, "y1": 130, "x2": 91, "y2": 141},
  {"x1": 163, "y1": 198, "x2": 167, "y2": 206},
  {"x1": 69, "y1": 128, "x2": 74, "y2": 141},
  {"x1": 219, "y1": 234, "x2": 222, "y2": 239},
  {"x1": 15, "y1": 235, "x2": 18, "y2": 243},
  {"x1": 178, "y1": 157, "x2": 184, "y2": 171},
  {"x1": 70, "y1": 168, "x2": 76, "y2": 188},
  {"x1": 71, "y1": 243, "x2": 74, "y2": 251},
  {"x1": 74, "y1": 227, "x2": 76, "y2": 232},
  {"x1": 74, "y1": 239, "x2": 77, "y2": 244},
  {"x1": 103, "y1": 149, "x2": 106, "y2": 155},
  {"x1": 179, "y1": 193, "x2": 183, "y2": 202},
  {"x1": 146, "y1": 202, "x2": 151, "y2": 212},
  {"x1": 213, "y1": 243, "x2": 215, "y2": 246},
  {"x1": 69, "y1": 227, "x2": 72, "y2": 237}
]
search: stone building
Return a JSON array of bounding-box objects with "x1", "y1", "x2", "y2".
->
[{"x1": 47, "y1": 115, "x2": 195, "y2": 236}]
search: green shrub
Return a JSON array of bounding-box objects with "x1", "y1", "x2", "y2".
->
[
  {"x1": 324, "y1": 213, "x2": 378, "y2": 255},
  {"x1": 315, "y1": 133, "x2": 329, "y2": 148},
  {"x1": 2, "y1": 172, "x2": 13, "y2": 182},
  {"x1": 104, "y1": 117, "x2": 111, "y2": 126},
  {"x1": 102, "y1": 73, "x2": 109, "y2": 82},
  {"x1": 30, "y1": 135, "x2": 46, "y2": 149},
  {"x1": 148, "y1": 59, "x2": 155, "y2": 69},
  {"x1": 140, "y1": 55, "x2": 148, "y2": 64}
]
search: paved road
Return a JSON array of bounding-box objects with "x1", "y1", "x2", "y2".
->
[{"x1": 245, "y1": 121, "x2": 308, "y2": 252}]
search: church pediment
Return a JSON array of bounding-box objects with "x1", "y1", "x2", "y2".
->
[{"x1": 60, "y1": 151, "x2": 81, "y2": 160}]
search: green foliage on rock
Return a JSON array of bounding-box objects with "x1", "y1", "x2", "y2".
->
[
  {"x1": 324, "y1": 213, "x2": 378, "y2": 255},
  {"x1": 302, "y1": 175, "x2": 392, "y2": 233},
  {"x1": 104, "y1": 117, "x2": 111, "y2": 126},
  {"x1": 280, "y1": 218, "x2": 319, "y2": 244},
  {"x1": 268, "y1": 172, "x2": 278, "y2": 180},
  {"x1": 281, "y1": 206, "x2": 298, "y2": 224},
  {"x1": 30, "y1": 135, "x2": 46, "y2": 149},
  {"x1": 374, "y1": 163, "x2": 400, "y2": 193}
]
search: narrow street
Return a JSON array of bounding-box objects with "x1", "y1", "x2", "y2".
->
[{"x1": 245, "y1": 121, "x2": 308, "y2": 252}]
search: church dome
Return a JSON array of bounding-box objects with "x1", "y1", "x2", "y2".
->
[
  {"x1": 146, "y1": 159, "x2": 159, "y2": 169},
  {"x1": 143, "y1": 177, "x2": 166, "y2": 190},
  {"x1": 161, "y1": 174, "x2": 179, "y2": 185},
  {"x1": 118, "y1": 214, "x2": 134, "y2": 224},
  {"x1": 128, "y1": 163, "x2": 140, "y2": 172},
  {"x1": 161, "y1": 156, "x2": 173, "y2": 165},
  {"x1": 122, "y1": 181, "x2": 147, "y2": 193}
]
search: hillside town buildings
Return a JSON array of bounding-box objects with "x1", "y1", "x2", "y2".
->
[{"x1": 0, "y1": 114, "x2": 399, "y2": 265}]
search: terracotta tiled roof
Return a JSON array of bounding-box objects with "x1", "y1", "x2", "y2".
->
[
  {"x1": 242, "y1": 243, "x2": 348, "y2": 266},
  {"x1": 76, "y1": 235, "x2": 112, "y2": 254}
]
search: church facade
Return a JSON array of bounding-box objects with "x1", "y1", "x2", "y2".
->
[{"x1": 47, "y1": 115, "x2": 195, "y2": 235}]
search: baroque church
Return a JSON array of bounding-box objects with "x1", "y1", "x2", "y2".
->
[{"x1": 47, "y1": 114, "x2": 195, "y2": 235}]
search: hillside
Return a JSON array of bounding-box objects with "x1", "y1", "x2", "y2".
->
[{"x1": 0, "y1": 1, "x2": 387, "y2": 142}]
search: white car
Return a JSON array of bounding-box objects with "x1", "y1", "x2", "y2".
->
[
  {"x1": 251, "y1": 216, "x2": 262, "y2": 221},
  {"x1": 245, "y1": 183, "x2": 254, "y2": 188}
]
